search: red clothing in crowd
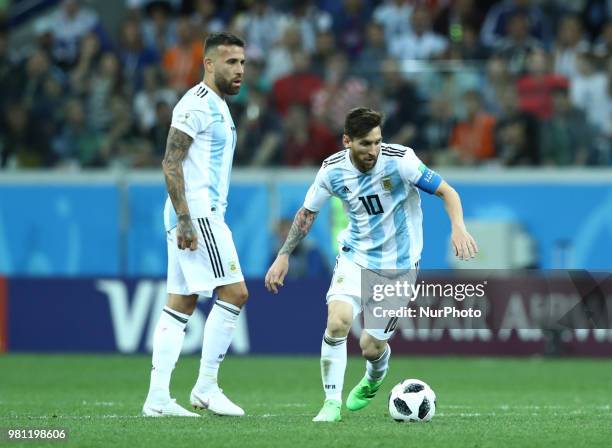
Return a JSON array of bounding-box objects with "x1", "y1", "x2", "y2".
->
[
  {"x1": 284, "y1": 122, "x2": 338, "y2": 166},
  {"x1": 516, "y1": 74, "x2": 568, "y2": 120},
  {"x1": 272, "y1": 73, "x2": 323, "y2": 117}
]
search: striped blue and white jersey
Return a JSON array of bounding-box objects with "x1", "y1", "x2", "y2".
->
[
  {"x1": 164, "y1": 82, "x2": 237, "y2": 231},
  {"x1": 303, "y1": 144, "x2": 442, "y2": 270}
]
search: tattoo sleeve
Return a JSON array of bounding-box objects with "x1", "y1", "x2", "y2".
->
[
  {"x1": 279, "y1": 207, "x2": 318, "y2": 256},
  {"x1": 162, "y1": 127, "x2": 193, "y2": 219}
]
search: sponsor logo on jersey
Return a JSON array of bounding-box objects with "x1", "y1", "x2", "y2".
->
[
  {"x1": 381, "y1": 176, "x2": 393, "y2": 191},
  {"x1": 229, "y1": 261, "x2": 238, "y2": 273},
  {"x1": 336, "y1": 275, "x2": 345, "y2": 284},
  {"x1": 341, "y1": 186, "x2": 351, "y2": 194}
]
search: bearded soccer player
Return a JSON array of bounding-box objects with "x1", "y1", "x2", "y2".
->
[
  {"x1": 142, "y1": 32, "x2": 247, "y2": 417},
  {"x1": 265, "y1": 107, "x2": 478, "y2": 422}
]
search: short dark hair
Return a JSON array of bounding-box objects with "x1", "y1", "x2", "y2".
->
[
  {"x1": 204, "y1": 32, "x2": 245, "y2": 55},
  {"x1": 344, "y1": 107, "x2": 384, "y2": 140}
]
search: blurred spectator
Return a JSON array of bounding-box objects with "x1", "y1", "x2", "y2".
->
[
  {"x1": 379, "y1": 58, "x2": 421, "y2": 147},
  {"x1": 449, "y1": 90, "x2": 496, "y2": 163},
  {"x1": 32, "y1": 16, "x2": 55, "y2": 61},
  {"x1": 373, "y1": 0, "x2": 414, "y2": 44},
  {"x1": 331, "y1": 0, "x2": 372, "y2": 57},
  {"x1": 142, "y1": 1, "x2": 177, "y2": 55},
  {"x1": 148, "y1": 100, "x2": 174, "y2": 164},
  {"x1": 355, "y1": 22, "x2": 388, "y2": 86},
  {"x1": 570, "y1": 53, "x2": 610, "y2": 136},
  {"x1": 282, "y1": 104, "x2": 337, "y2": 166},
  {"x1": 292, "y1": 0, "x2": 333, "y2": 54},
  {"x1": 162, "y1": 16, "x2": 203, "y2": 92},
  {"x1": 191, "y1": 0, "x2": 227, "y2": 33},
  {"x1": 49, "y1": 0, "x2": 110, "y2": 69},
  {"x1": 553, "y1": 15, "x2": 590, "y2": 80},
  {"x1": 516, "y1": 48, "x2": 568, "y2": 120},
  {"x1": 494, "y1": 84, "x2": 539, "y2": 165},
  {"x1": 447, "y1": 23, "x2": 490, "y2": 61},
  {"x1": 495, "y1": 10, "x2": 543, "y2": 75},
  {"x1": 389, "y1": 5, "x2": 448, "y2": 60},
  {"x1": 540, "y1": 86, "x2": 592, "y2": 166},
  {"x1": 270, "y1": 218, "x2": 330, "y2": 279},
  {"x1": 582, "y1": 0, "x2": 612, "y2": 41},
  {"x1": 481, "y1": 55, "x2": 512, "y2": 115},
  {"x1": 133, "y1": 66, "x2": 177, "y2": 133},
  {"x1": 272, "y1": 52, "x2": 323, "y2": 116},
  {"x1": 1, "y1": 102, "x2": 52, "y2": 168},
  {"x1": 52, "y1": 98, "x2": 103, "y2": 167},
  {"x1": 87, "y1": 52, "x2": 123, "y2": 131},
  {"x1": 592, "y1": 20, "x2": 612, "y2": 62},
  {"x1": 102, "y1": 96, "x2": 152, "y2": 167},
  {"x1": 118, "y1": 18, "x2": 160, "y2": 94},
  {"x1": 312, "y1": 53, "x2": 368, "y2": 134},
  {"x1": 234, "y1": 89, "x2": 283, "y2": 166},
  {"x1": 433, "y1": 0, "x2": 484, "y2": 45},
  {"x1": 480, "y1": 0, "x2": 551, "y2": 49},
  {"x1": 69, "y1": 32, "x2": 102, "y2": 96},
  {"x1": 418, "y1": 94, "x2": 455, "y2": 164},
  {"x1": 30, "y1": 77, "x2": 65, "y2": 146},
  {"x1": 0, "y1": 27, "x2": 17, "y2": 105},
  {"x1": 311, "y1": 30, "x2": 337, "y2": 78},
  {"x1": 234, "y1": 2, "x2": 288, "y2": 56},
  {"x1": 263, "y1": 24, "x2": 302, "y2": 85},
  {"x1": 18, "y1": 49, "x2": 66, "y2": 111}
]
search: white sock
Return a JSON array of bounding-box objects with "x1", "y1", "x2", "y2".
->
[
  {"x1": 320, "y1": 332, "x2": 347, "y2": 402},
  {"x1": 366, "y1": 344, "x2": 390, "y2": 382},
  {"x1": 147, "y1": 306, "x2": 189, "y2": 403},
  {"x1": 194, "y1": 299, "x2": 241, "y2": 393}
]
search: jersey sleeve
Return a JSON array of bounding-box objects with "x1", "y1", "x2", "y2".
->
[
  {"x1": 396, "y1": 146, "x2": 443, "y2": 194},
  {"x1": 170, "y1": 107, "x2": 210, "y2": 139},
  {"x1": 303, "y1": 167, "x2": 333, "y2": 212}
]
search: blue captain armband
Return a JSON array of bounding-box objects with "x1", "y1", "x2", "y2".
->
[{"x1": 415, "y1": 163, "x2": 442, "y2": 194}]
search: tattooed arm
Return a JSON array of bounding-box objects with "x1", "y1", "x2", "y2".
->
[
  {"x1": 265, "y1": 207, "x2": 318, "y2": 293},
  {"x1": 162, "y1": 127, "x2": 197, "y2": 251}
]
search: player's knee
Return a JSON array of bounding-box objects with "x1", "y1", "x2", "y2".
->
[
  {"x1": 167, "y1": 294, "x2": 198, "y2": 314},
  {"x1": 218, "y1": 283, "x2": 249, "y2": 307},
  {"x1": 360, "y1": 338, "x2": 386, "y2": 360},
  {"x1": 236, "y1": 288, "x2": 249, "y2": 305},
  {"x1": 326, "y1": 314, "x2": 351, "y2": 337},
  {"x1": 228, "y1": 288, "x2": 248, "y2": 307}
]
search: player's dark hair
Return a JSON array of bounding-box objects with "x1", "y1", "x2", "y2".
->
[
  {"x1": 344, "y1": 107, "x2": 384, "y2": 140},
  {"x1": 204, "y1": 32, "x2": 245, "y2": 55}
]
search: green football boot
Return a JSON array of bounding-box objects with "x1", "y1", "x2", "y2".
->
[
  {"x1": 346, "y1": 375, "x2": 386, "y2": 411},
  {"x1": 312, "y1": 399, "x2": 342, "y2": 422}
]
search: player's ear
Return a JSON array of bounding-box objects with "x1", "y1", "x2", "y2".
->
[
  {"x1": 203, "y1": 57, "x2": 212, "y2": 72},
  {"x1": 342, "y1": 134, "x2": 351, "y2": 149}
]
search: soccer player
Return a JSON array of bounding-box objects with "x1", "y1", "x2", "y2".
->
[
  {"x1": 265, "y1": 108, "x2": 478, "y2": 422},
  {"x1": 142, "y1": 32, "x2": 247, "y2": 417}
]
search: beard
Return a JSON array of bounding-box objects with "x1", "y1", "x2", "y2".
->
[{"x1": 215, "y1": 73, "x2": 241, "y2": 96}]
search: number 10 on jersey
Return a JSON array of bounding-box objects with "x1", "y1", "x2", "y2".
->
[{"x1": 358, "y1": 195, "x2": 384, "y2": 215}]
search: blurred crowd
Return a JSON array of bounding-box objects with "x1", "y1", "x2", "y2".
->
[{"x1": 0, "y1": 0, "x2": 610, "y2": 169}]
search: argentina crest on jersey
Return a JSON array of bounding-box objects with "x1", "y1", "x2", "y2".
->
[{"x1": 381, "y1": 175, "x2": 393, "y2": 191}]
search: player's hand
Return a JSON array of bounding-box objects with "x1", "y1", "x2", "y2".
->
[
  {"x1": 177, "y1": 217, "x2": 198, "y2": 251},
  {"x1": 265, "y1": 255, "x2": 289, "y2": 294},
  {"x1": 451, "y1": 226, "x2": 478, "y2": 261}
]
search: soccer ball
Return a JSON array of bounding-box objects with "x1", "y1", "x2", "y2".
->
[{"x1": 388, "y1": 379, "x2": 436, "y2": 422}]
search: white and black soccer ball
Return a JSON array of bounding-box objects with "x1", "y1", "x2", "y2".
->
[{"x1": 388, "y1": 379, "x2": 436, "y2": 422}]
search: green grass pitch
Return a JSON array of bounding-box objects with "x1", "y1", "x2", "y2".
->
[{"x1": 1, "y1": 355, "x2": 611, "y2": 447}]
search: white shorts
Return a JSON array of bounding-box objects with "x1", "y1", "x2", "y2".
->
[
  {"x1": 166, "y1": 216, "x2": 244, "y2": 297},
  {"x1": 326, "y1": 254, "x2": 418, "y2": 341}
]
